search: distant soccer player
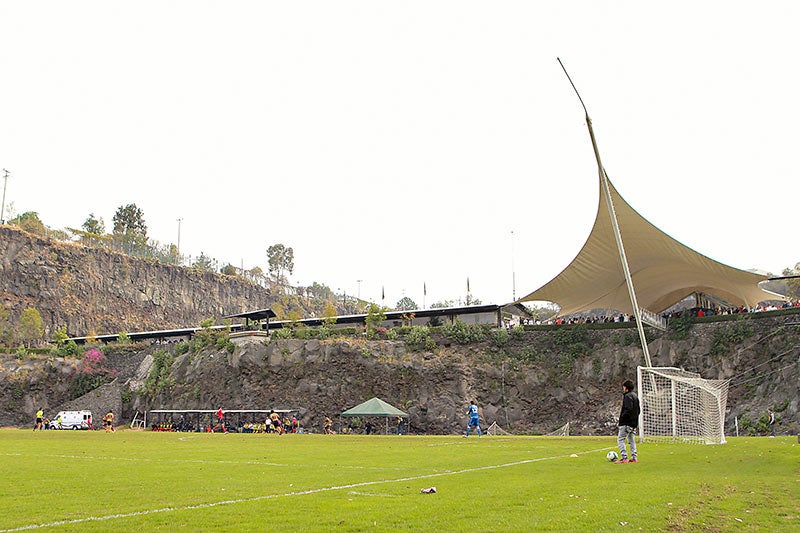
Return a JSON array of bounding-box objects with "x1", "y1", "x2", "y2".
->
[
  {"x1": 216, "y1": 408, "x2": 226, "y2": 433},
  {"x1": 464, "y1": 400, "x2": 482, "y2": 437},
  {"x1": 34, "y1": 407, "x2": 44, "y2": 431},
  {"x1": 616, "y1": 380, "x2": 640, "y2": 463},
  {"x1": 768, "y1": 408, "x2": 776, "y2": 437},
  {"x1": 104, "y1": 411, "x2": 115, "y2": 433}
]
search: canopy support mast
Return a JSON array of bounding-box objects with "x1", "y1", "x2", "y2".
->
[{"x1": 558, "y1": 58, "x2": 653, "y2": 368}]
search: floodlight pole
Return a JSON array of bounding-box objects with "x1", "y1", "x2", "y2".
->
[
  {"x1": 558, "y1": 58, "x2": 653, "y2": 368},
  {"x1": 1, "y1": 169, "x2": 8, "y2": 224},
  {"x1": 511, "y1": 230, "x2": 517, "y2": 301}
]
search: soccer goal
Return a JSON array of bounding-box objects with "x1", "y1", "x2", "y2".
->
[
  {"x1": 485, "y1": 421, "x2": 511, "y2": 436},
  {"x1": 637, "y1": 366, "x2": 730, "y2": 444},
  {"x1": 545, "y1": 422, "x2": 570, "y2": 436}
]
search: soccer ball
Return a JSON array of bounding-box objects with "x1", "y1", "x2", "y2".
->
[{"x1": 606, "y1": 451, "x2": 619, "y2": 462}]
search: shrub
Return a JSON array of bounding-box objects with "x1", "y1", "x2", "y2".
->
[
  {"x1": 510, "y1": 326, "x2": 526, "y2": 340},
  {"x1": 69, "y1": 348, "x2": 117, "y2": 399},
  {"x1": 442, "y1": 320, "x2": 486, "y2": 344},
  {"x1": 144, "y1": 349, "x2": 174, "y2": 398},
  {"x1": 490, "y1": 328, "x2": 510, "y2": 348},
  {"x1": 190, "y1": 327, "x2": 231, "y2": 353},
  {"x1": 272, "y1": 328, "x2": 292, "y2": 339},
  {"x1": 365, "y1": 303, "x2": 387, "y2": 335},
  {"x1": 668, "y1": 311, "x2": 694, "y2": 340},
  {"x1": 174, "y1": 341, "x2": 190, "y2": 356},
  {"x1": 52, "y1": 326, "x2": 69, "y2": 345},
  {"x1": 50, "y1": 340, "x2": 82, "y2": 358},
  {"x1": 15, "y1": 345, "x2": 27, "y2": 360},
  {"x1": 215, "y1": 335, "x2": 229, "y2": 349},
  {"x1": 404, "y1": 326, "x2": 430, "y2": 350},
  {"x1": 709, "y1": 318, "x2": 755, "y2": 357},
  {"x1": 553, "y1": 324, "x2": 590, "y2": 357}
]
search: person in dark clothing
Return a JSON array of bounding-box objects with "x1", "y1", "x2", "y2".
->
[{"x1": 616, "y1": 379, "x2": 640, "y2": 463}]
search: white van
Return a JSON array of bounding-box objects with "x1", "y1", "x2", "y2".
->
[{"x1": 49, "y1": 410, "x2": 93, "y2": 430}]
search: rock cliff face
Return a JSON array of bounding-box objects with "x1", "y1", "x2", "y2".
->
[
  {"x1": 2, "y1": 313, "x2": 796, "y2": 436},
  {"x1": 1, "y1": 224, "x2": 797, "y2": 436},
  {"x1": 0, "y1": 225, "x2": 271, "y2": 337}
]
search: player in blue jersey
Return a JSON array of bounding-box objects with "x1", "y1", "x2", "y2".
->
[{"x1": 464, "y1": 400, "x2": 482, "y2": 437}]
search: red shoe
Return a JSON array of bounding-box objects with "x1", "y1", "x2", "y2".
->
[
  {"x1": 616, "y1": 459, "x2": 629, "y2": 464},
  {"x1": 629, "y1": 459, "x2": 637, "y2": 463}
]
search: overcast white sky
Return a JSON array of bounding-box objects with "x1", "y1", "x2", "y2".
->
[{"x1": 1, "y1": 2, "x2": 797, "y2": 309}]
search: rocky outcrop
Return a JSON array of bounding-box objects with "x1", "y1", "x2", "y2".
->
[
  {"x1": 4, "y1": 312, "x2": 793, "y2": 436},
  {"x1": 0, "y1": 225, "x2": 271, "y2": 337},
  {"x1": 1, "y1": 225, "x2": 797, "y2": 436}
]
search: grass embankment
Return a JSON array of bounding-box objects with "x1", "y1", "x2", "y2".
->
[{"x1": 0, "y1": 430, "x2": 796, "y2": 531}]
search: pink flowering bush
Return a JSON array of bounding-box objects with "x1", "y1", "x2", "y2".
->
[{"x1": 69, "y1": 348, "x2": 117, "y2": 399}]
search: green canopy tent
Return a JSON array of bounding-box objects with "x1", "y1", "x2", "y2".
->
[{"x1": 340, "y1": 397, "x2": 408, "y2": 435}]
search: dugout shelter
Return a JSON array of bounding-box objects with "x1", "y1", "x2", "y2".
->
[{"x1": 147, "y1": 409, "x2": 296, "y2": 432}]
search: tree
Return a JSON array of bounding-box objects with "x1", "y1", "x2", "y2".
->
[
  {"x1": 464, "y1": 294, "x2": 482, "y2": 306},
  {"x1": 522, "y1": 303, "x2": 559, "y2": 323},
  {"x1": 323, "y1": 302, "x2": 338, "y2": 327},
  {"x1": 395, "y1": 297, "x2": 418, "y2": 311},
  {"x1": 52, "y1": 326, "x2": 69, "y2": 345},
  {"x1": 221, "y1": 264, "x2": 238, "y2": 276},
  {"x1": 193, "y1": 252, "x2": 214, "y2": 271},
  {"x1": 308, "y1": 282, "x2": 334, "y2": 300},
  {"x1": 783, "y1": 262, "x2": 800, "y2": 300},
  {"x1": 11, "y1": 211, "x2": 45, "y2": 235},
  {"x1": 365, "y1": 303, "x2": 387, "y2": 334},
  {"x1": 112, "y1": 203, "x2": 148, "y2": 252},
  {"x1": 267, "y1": 243, "x2": 294, "y2": 285},
  {"x1": 19, "y1": 307, "x2": 44, "y2": 348},
  {"x1": 82, "y1": 213, "x2": 105, "y2": 235}
]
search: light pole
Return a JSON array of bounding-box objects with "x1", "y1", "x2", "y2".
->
[
  {"x1": 511, "y1": 230, "x2": 516, "y2": 301},
  {"x1": 176, "y1": 218, "x2": 183, "y2": 259},
  {"x1": 356, "y1": 279, "x2": 362, "y2": 300},
  {"x1": 1, "y1": 169, "x2": 9, "y2": 224}
]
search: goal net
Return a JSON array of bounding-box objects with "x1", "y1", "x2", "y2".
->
[
  {"x1": 637, "y1": 366, "x2": 729, "y2": 444},
  {"x1": 485, "y1": 421, "x2": 511, "y2": 436},
  {"x1": 545, "y1": 422, "x2": 570, "y2": 436}
]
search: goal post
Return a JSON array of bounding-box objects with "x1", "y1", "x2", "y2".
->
[{"x1": 637, "y1": 366, "x2": 730, "y2": 444}]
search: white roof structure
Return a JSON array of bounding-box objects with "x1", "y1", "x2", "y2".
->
[{"x1": 518, "y1": 172, "x2": 781, "y2": 317}]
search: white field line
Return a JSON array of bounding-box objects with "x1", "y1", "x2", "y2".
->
[
  {"x1": 0, "y1": 446, "x2": 608, "y2": 532},
  {"x1": 347, "y1": 491, "x2": 402, "y2": 498},
  {"x1": 0, "y1": 453, "x2": 405, "y2": 471},
  {"x1": 0, "y1": 452, "x2": 288, "y2": 468}
]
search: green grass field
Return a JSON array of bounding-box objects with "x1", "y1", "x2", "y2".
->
[{"x1": 0, "y1": 429, "x2": 796, "y2": 531}]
